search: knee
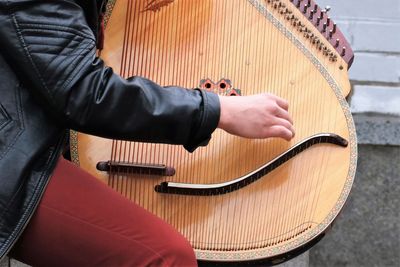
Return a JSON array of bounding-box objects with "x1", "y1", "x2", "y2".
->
[{"x1": 159, "y1": 233, "x2": 197, "y2": 267}]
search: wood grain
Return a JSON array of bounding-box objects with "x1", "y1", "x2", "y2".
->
[{"x1": 73, "y1": 0, "x2": 356, "y2": 262}]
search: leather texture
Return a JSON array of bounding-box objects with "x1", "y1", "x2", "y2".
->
[{"x1": 0, "y1": 0, "x2": 220, "y2": 259}]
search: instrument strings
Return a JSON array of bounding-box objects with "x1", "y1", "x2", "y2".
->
[{"x1": 108, "y1": 0, "x2": 339, "y2": 251}]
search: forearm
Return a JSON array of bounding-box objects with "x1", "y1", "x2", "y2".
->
[{"x1": 66, "y1": 59, "x2": 220, "y2": 149}]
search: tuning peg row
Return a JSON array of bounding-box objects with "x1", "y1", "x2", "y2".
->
[{"x1": 265, "y1": 0, "x2": 342, "y2": 61}]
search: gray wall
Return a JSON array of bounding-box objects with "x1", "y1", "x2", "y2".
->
[
  {"x1": 308, "y1": 1, "x2": 400, "y2": 267},
  {"x1": 318, "y1": 0, "x2": 400, "y2": 137}
]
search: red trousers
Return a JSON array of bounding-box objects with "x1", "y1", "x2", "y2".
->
[{"x1": 10, "y1": 158, "x2": 197, "y2": 267}]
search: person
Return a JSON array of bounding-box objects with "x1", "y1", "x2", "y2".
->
[{"x1": 0, "y1": 0, "x2": 295, "y2": 266}]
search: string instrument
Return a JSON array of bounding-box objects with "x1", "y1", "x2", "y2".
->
[{"x1": 71, "y1": 0, "x2": 357, "y2": 264}]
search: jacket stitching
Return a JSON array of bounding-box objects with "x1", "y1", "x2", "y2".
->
[
  {"x1": 0, "y1": 104, "x2": 11, "y2": 131},
  {"x1": 11, "y1": 13, "x2": 96, "y2": 110},
  {"x1": 0, "y1": 120, "x2": 11, "y2": 132},
  {"x1": 20, "y1": 28, "x2": 87, "y2": 46},
  {"x1": 18, "y1": 23, "x2": 95, "y2": 41},
  {"x1": 11, "y1": 13, "x2": 57, "y2": 106},
  {"x1": 61, "y1": 42, "x2": 95, "y2": 93},
  {"x1": 0, "y1": 84, "x2": 25, "y2": 160},
  {"x1": 39, "y1": 36, "x2": 90, "y2": 81},
  {"x1": 22, "y1": 41, "x2": 82, "y2": 48},
  {"x1": 28, "y1": 50, "x2": 92, "y2": 57},
  {"x1": 22, "y1": 36, "x2": 83, "y2": 47}
]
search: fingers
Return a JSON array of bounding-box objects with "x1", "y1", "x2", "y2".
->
[
  {"x1": 263, "y1": 94, "x2": 295, "y2": 140},
  {"x1": 266, "y1": 93, "x2": 292, "y2": 123},
  {"x1": 267, "y1": 94, "x2": 295, "y2": 140},
  {"x1": 274, "y1": 96, "x2": 289, "y2": 111},
  {"x1": 218, "y1": 93, "x2": 295, "y2": 141},
  {"x1": 274, "y1": 105, "x2": 293, "y2": 124},
  {"x1": 267, "y1": 125, "x2": 294, "y2": 141},
  {"x1": 274, "y1": 117, "x2": 295, "y2": 138}
]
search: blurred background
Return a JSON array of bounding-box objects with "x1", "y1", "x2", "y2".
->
[
  {"x1": 1, "y1": 0, "x2": 399, "y2": 266},
  {"x1": 307, "y1": 0, "x2": 400, "y2": 266}
]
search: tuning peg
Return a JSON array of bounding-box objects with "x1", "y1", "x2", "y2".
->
[
  {"x1": 303, "y1": 3, "x2": 308, "y2": 14},
  {"x1": 341, "y1": 46, "x2": 346, "y2": 56},
  {"x1": 335, "y1": 38, "x2": 340, "y2": 48},
  {"x1": 322, "y1": 22, "x2": 327, "y2": 32},
  {"x1": 322, "y1": 5, "x2": 331, "y2": 13}
]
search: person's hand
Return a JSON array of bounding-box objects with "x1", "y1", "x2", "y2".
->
[{"x1": 217, "y1": 93, "x2": 295, "y2": 141}]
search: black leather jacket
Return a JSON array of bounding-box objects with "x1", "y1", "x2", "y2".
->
[{"x1": 0, "y1": 0, "x2": 220, "y2": 259}]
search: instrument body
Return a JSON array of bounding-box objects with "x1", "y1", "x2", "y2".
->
[{"x1": 71, "y1": 0, "x2": 357, "y2": 263}]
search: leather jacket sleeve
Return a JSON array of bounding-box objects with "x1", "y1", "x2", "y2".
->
[{"x1": 0, "y1": 0, "x2": 220, "y2": 152}]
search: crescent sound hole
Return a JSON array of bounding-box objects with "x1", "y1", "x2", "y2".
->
[{"x1": 73, "y1": 0, "x2": 357, "y2": 263}]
